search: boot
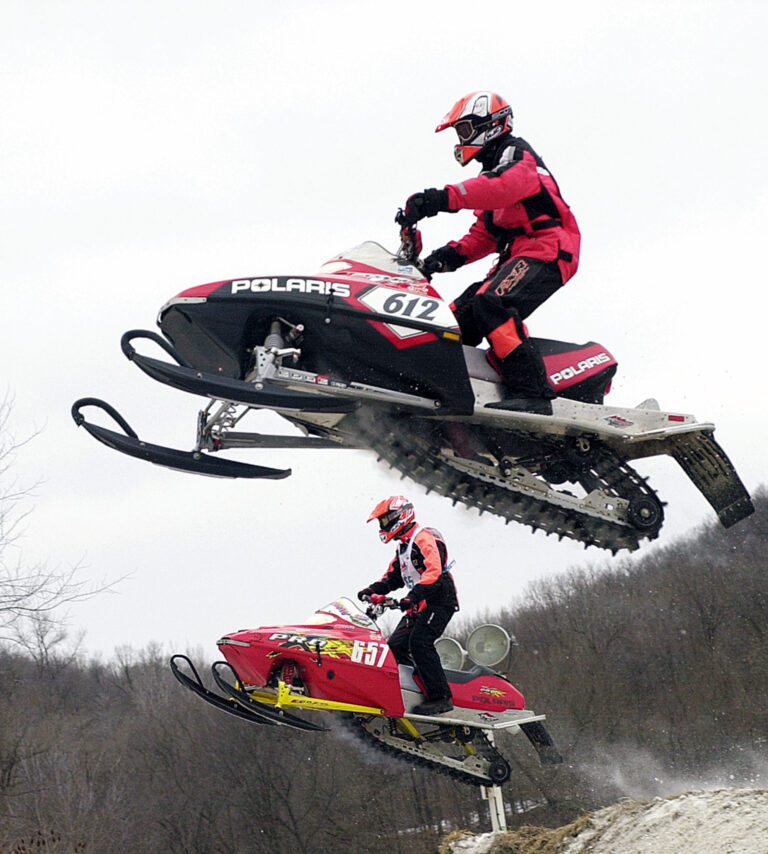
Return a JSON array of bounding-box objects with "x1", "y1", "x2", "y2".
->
[
  {"x1": 412, "y1": 695, "x2": 454, "y2": 716},
  {"x1": 486, "y1": 341, "x2": 555, "y2": 415}
]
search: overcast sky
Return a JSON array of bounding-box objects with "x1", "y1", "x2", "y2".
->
[{"x1": 2, "y1": 1, "x2": 766, "y2": 658}]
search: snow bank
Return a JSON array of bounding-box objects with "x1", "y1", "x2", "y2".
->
[{"x1": 445, "y1": 788, "x2": 768, "y2": 854}]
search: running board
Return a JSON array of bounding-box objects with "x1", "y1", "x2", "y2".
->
[
  {"x1": 405, "y1": 708, "x2": 547, "y2": 731},
  {"x1": 71, "y1": 398, "x2": 291, "y2": 479},
  {"x1": 122, "y1": 329, "x2": 357, "y2": 413},
  {"x1": 670, "y1": 431, "x2": 754, "y2": 527}
]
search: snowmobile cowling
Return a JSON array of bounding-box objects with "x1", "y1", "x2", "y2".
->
[{"x1": 170, "y1": 596, "x2": 562, "y2": 787}]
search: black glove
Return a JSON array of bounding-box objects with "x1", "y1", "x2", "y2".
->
[
  {"x1": 396, "y1": 188, "x2": 449, "y2": 227},
  {"x1": 399, "y1": 597, "x2": 414, "y2": 612},
  {"x1": 423, "y1": 245, "x2": 466, "y2": 276},
  {"x1": 357, "y1": 587, "x2": 374, "y2": 602}
]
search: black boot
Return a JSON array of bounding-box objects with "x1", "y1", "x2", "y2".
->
[
  {"x1": 412, "y1": 695, "x2": 454, "y2": 716},
  {"x1": 486, "y1": 341, "x2": 555, "y2": 415},
  {"x1": 488, "y1": 397, "x2": 554, "y2": 414}
]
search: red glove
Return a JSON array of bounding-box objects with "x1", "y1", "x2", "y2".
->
[{"x1": 370, "y1": 594, "x2": 388, "y2": 605}]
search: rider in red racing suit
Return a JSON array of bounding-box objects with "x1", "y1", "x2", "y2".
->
[
  {"x1": 358, "y1": 496, "x2": 459, "y2": 716},
  {"x1": 397, "y1": 91, "x2": 581, "y2": 415}
]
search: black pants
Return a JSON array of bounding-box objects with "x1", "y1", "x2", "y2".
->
[
  {"x1": 388, "y1": 604, "x2": 454, "y2": 701},
  {"x1": 451, "y1": 256, "x2": 563, "y2": 352},
  {"x1": 451, "y1": 256, "x2": 562, "y2": 396}
]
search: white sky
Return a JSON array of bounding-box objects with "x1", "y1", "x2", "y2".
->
[{"x1": 2, "y1": 1, "x2": 766, "y2": 657}]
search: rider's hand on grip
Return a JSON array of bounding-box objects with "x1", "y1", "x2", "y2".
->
[
  {"x1": 369, "y1": 594, "x2": 388, "y2": 605},
  {"x1": 423, "y1": 245, "x2": 465, "y2": 276},
  {"x1": 357, "y1": 588, "x2": 373, "y2": 602},
  {"x1": 399, "y1": 596, "x2": 414, "y2": 612},
  {"x1": 397, "y1": 188, "x2": 449, "y2": 226}
]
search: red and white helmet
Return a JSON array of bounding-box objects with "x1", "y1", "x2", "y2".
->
[
  {"x1": 436, "y1": 91, "x2": 513, "y2": 166},
  {"x1": 367, "y1": 495, "x2": 416, "y2": 543}
]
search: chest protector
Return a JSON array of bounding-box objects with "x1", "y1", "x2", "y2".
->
[{"x1": 398, "y1": 527, "x2": 449, "y2": 589}]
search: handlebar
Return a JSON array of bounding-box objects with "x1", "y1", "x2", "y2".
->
[
  {"x1": 395, "y1": 222, "x2": 429, "y2": 279},
  {"x1": 360, "y1": 594, "x2": 401, "y2": 618}
]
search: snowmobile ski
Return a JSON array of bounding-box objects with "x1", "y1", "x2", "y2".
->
[
  {"x1": 170, "y1": 654, "x2": 278, "y2": 726},
  {"x1": 71, "y1": 398, "x2": 290, "y2": 479},
  {"x1": 210, "y1": 660, "x2": 326, "y2": 732},
  {"x1": 121, "y1": 330, "x2": 358, "y2": 413}
]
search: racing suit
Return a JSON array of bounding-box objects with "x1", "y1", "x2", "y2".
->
[
  {"x1": 439, "y1": 134, "x2": 581, "y2": 401},
  {"x1": 364, "y1": 524, "x2": 458, "y2": 702}
]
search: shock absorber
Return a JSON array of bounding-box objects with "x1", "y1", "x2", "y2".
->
[
  {"x1": 264, "y1": 320, "x2": 285, "y2": 352},
  {"x1": 281, "y1": 662, "x2": 296, "y2": 686}
]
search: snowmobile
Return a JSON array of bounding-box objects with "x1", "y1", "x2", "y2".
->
[
  {"x1": 72, "y1": 227, "x2": 753, "y2": 553},
  {"x1": 170, "y1": 595, "x2": 562, "y2": 787}
]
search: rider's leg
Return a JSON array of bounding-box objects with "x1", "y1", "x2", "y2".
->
[
  {"x1": 472, "y1": 257, "x2": 562, "y2": 413},
  {"x1": 408, "y1": 605, "x2": 454, "y2": 714}
]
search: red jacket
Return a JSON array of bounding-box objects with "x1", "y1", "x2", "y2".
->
[
  {"x1": 367, "y1": 525, "x2": 458, "y2": 612},
  {"x1": 445, "y1": 135, "x2": 580, "y2": 283}
]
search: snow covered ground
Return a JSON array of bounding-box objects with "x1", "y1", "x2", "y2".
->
[{"x1": 446, "y1": 788, "x2": 768, "y2": 854}]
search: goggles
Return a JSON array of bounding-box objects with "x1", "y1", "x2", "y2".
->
[
  {"x1": 378, "y1": 510, "x2": 400, "y2": 531},
  {"x1": 454, "y1": 117, "x2": 481, "y2": 144},
  {"x1": 454, "y1": 106, "x2": 512, "y2": 144}
]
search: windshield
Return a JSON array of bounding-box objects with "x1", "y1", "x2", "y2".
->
[
  {"x1": 319, "y1": 241, "x2": 424, "y2": 281},
  {"x1": 307, "y1": 597, "x2": 378, "y2": 630}
]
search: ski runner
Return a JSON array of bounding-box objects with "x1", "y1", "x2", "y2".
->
[
  {"x1": 358, "y1": 495, "x2": 459, "y2": 716},
  {"x1": 397, "y1": 91, "x2": 581, "y2": 415}
]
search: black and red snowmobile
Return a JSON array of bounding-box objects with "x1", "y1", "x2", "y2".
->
[
  {"x1": 171, "y1": 595, "x2": 561, "y2": 787},
  {"x1": 72, "y1": 228, "x2": 753, "y2": 553}
]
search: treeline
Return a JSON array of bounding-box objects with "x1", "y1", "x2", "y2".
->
[
  {"x1": 476, "y1": 484, "x2": 768, "y2": 818},
  {"x1": 0, "y1": 643, "x2": 487, "y2": 853},
  {"x1": 1, "y1": 489, "x2": 766, "y2": 852}
]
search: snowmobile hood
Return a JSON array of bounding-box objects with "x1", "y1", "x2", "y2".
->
[{"x1": 160, "y1": 241, "x2": 443, "y2": 309}]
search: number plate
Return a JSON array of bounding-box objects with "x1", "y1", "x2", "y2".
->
[{"x1": 357, "y1": 286, "x2": 456, "y2": 329}]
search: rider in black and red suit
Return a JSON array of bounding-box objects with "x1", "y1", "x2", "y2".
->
[
  {"x1": 358, "y1": 495, "x2": 459, "y2": 716},
  {"x1": 397, "y1": 91, "x2": 581, "y2": 415}
]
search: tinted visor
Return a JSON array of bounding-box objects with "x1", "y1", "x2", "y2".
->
[
  {"x1": 454, "y1": 117, "x2": 480, "y2": 144},
  {"x1": 378, "y1": 509, "x2": 401, "y2": 531}
]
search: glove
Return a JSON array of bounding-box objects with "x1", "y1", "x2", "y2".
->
[
  {"x1": 357, "y1": 587, "x2": 373, "y2": 602},
  {"x1": 370, "y1": 594, "x2": 387, "y2": 605},
  {"x1": 423, "y1": 245, "x2": 466, "y2": 276},
  {"x1": 399, "y1": 597, "x2": 414, "y2": 612},
  {"x1": 396, "y1": 188, "x2": 449, "y2": 227}
]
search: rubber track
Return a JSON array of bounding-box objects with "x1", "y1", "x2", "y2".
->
[
  {"x1": 354, "y1": 413, "x2": 663, "y2": 554},
  {"x1": 339, "y1": 714, "x2": 510, "y2": 787}
]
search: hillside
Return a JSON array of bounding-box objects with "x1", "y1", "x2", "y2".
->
[
  {"x1": 445, "y1": 788, "x2": 768, "y2": 853},
  {"x1": 1, "y1": 490, "x2": 765, "y2": 851}
]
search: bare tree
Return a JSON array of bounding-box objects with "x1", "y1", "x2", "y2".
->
[{"x1": 0, "y1": 395, "x2": 109, "y2": 649}]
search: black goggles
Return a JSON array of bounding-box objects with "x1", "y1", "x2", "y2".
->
[
  {"x1": 455, "y1": 107, "x2": 511, "y2": 144},
  {"x1": 378, "y1": 510, "x2": 400, "y2": 531},
  {"x1": 454, "y1": 117, "x2": 481, "y2": 144}
]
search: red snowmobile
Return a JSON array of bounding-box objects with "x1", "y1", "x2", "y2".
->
[
  {"x1": 72, "y1": 228, "x2": 753, "y2": 552},
  {"x1": 171, "y1": 596, "x2": 562, "y2": 786}
]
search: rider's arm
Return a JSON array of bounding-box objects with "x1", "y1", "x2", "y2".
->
[
  {"x1": 444, "y1": 148, "x2": 540, "y2": 213},
  {"x1": 447, "y1": 215, "x2": 498, "y2": 265},
  {"x1": 368, "y1": 554, "x2": 404, "y2": 595}
]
